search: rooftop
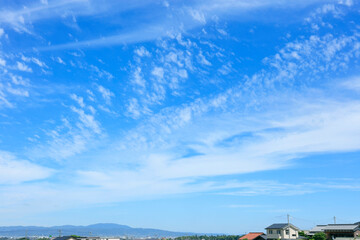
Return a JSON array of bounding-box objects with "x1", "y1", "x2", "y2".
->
[
  {"x1": 324, "y1": 224, "x2": 359, "y2": 231},
  {"x1": 266, "y1": 223, "x2": 300, "y2": 230},
  {"x1": 239, "y1": 232, "x2": 265, "y2": 240},
  {"x1": 309, "y1": 225, "x2": 327, "y2": 233},
  {"x1": 52, "y1": 236, "x2": 77, "y2": 240}
]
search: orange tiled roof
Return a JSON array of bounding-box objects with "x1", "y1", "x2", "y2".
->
[{"x1": 239, "y1": 232, "x2": 265, "y2": 240}]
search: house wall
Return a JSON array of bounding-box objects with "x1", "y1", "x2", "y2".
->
[
  {"x1": 267, "y1": 227, "x2": 298, "y2": 240},
  {"x1": 325, "y1": 231, "x2": 356, "y2": 240},
  {"x1": 266, "y1": 229, "x2": 282, "y2": 240},
  {"x1": 283, "y1": 227, "x2": 299, "y2": 239}
]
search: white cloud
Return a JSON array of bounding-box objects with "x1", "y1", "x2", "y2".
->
[
  {"x1": 217, "y1": 28, "x2": 228, "y2": 36},
  {"x1": 32, "y1": 57, "x2": 47, "y2": 68},
  {"x1": 29, "y1": 115, "x2": 101, "y2": 161},
  {"x1": 0, "y1": 28, "x2": 4, "y2": 37},
  {"x1": 16, "y1": 61, "x2": 32, "y2": 72},
  {"x1": 97, "y1": 85, "x2": 114, "y2": 105},
  {"x1": 227, "y1": 204, "x2": 269, "y2": 208},
  {"x1": 135, "y1": 46, "x2": 151, "y2": 57},
  {"x1": 90, "y1": 65, "x2": 114, "y2": 80},
  {"x1": 36, "y1": 0, "x2": 335, "y2": 50},
  {"x1": 70, "y1": 93, "x2": 85, "y2": 108},
  {"x1": 126, "y1": 98, "x2": 142, "y2": 119},
  {"x1": 222, "y1": 180, "x2": 360, "y2": 196},
  {"x1": 6, "y1": 87, "x2": 29, "y2": 97},
  {"x1": 177, "y1": 69, "x2": 188, "y2": 79},
  {"x1": 197, "y1": 51, "x2": 211, "y2": 66},
  {"x1": 11, "y1": 75, "x2": 29, "y2": 86},
  {"x1": 86, "y1": 89, "x2": 95, "y2": 101},
  {"x1": 33, "y1": 131, "x2": 89, "y2": 161},
  {"x1": 163, "y1": 1, "x2": 170, "y2": 8},
  {"x1": 132, "y1": 67, "x2": 146, "y2": 88},
  {"x1": 56, "y1": 57, "x2": 66, "y2": 64},
  {"x1": 341, "y1": 76, "x2": 360, "y2": 91},
  {"x1": 338, "y1": 0, "x2": 353, "y2": 6},
  {"x1": 71, "y1": 106, "x2": 101, "y2": 134},
  {"x1": 189, "y1": 9, "x2": 206, "y2": 24},
  {"x1": 74, "y1": 93, "x2": 355, "y2": 207},
  {"x1": 0, "y1": 58, "x2": 5, "y2": 66},
  {"x1": 88, "y1": 105, "x2": 96, "y2": 114},
  {"x1": 0, "y1": 151, "x2": 53, "y2": 184},
  {"x1": 1, "y1": 0, "x2": 360, "y2": 218},
  {"x1": 115, "y1": 73, "x2": 360, "y2": 184},
  {"x1": 151, "y1": 66, "x2": 164, "y2": 79},
  {"x1": 21, "y1": 55, "x2": 31, "y2": 62}
]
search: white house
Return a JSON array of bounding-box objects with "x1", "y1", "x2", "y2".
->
[{"x1": 266, "y1": 223, "x2": 300, "y2": 240}]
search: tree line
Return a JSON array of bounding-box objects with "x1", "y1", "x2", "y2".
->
[{"x1": 170, "y1": 235, "x2": 242, "y2": 240}]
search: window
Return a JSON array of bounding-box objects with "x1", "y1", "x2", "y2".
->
[
  {"x1": 277, "y1": 230, "x2": 281, "y2": 234},
  {"x1": 269, "y1": 230, "x2": 273, "y2": 234},
  {"x1": 286, "y1": 230, "x2": 289, "y2": 235}
]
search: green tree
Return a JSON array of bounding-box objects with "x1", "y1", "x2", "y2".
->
[
  {"x1": 299, "y1": 231, "x2": 310, "y2": 239},
  {"x1": 313, "y1": 232, "x2": 327, "y2": 240}
]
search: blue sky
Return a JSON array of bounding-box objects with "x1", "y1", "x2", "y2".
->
[{"x1": 1, "y1": 0, "x2": 360, "y2": 234}]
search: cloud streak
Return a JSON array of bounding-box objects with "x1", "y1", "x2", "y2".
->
[
  {"x1": 33, "y1": 0, "x2": 336, "y2": 50},
  {"x1": 0, "y1": 151, "x2": 53, "y2": 185}
]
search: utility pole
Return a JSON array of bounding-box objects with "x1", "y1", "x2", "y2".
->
[
  {"x1": 288, "y1": 214, "x2": 290, "y2": 225},
  {"x1": 287, "y1": 214, "x2": 291, "y2": 238},
  {"x1": 59, "y1": 230, "x2": 62, "y2": 237},
  {"x1": 334, "y1": 216, "x2": 336, "y2": 224}
]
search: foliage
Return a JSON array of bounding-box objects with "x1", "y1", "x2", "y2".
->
[
  {"x1": 299, "y1": 231, "x2": 310, "y2": 239},
  {"x1": 172, "y1": 235, "x2": 242, "y2": 240},
  {"x1": 313, "y1": 232, "x2": 327, "y2": 240}
]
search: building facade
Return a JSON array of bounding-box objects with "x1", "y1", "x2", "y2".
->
[
  {"x1": 266, "y1": 223, "x2": 300, "y2": 240},
  {"x1": 323, "y1": 224, "x2": 360, "y2": 240}
]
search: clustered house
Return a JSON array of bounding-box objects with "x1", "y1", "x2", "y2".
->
[
  {"x1": 240, "y1": 221, "x2": 360, "y2": 240},
  {"x1": 265, "y1": 223, "x2": 300, "y2": 240},
  {"x1": 52, "y1": 237, "x2": 122, "y2": 240},
  {"x1": 52, "y1": 221, "x2": 360, "y2": 240},
  {"x1": 239, "y1": 232, "x2": 267, "y2": 240},
  {"x1": 309, "y1": 222, "x2": 360, "y2": 240}
]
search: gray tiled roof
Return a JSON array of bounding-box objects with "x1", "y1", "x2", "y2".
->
[
  {"x1": 53, "y1": 236, "x2": 76, "y2": 240},
  {"x1": 266, "y1": 223, "x2": 300, "y2": 230},
  {"x1": 309, "y1": 225, "x2": 327, "y2": 233},
  {"x1": 324, "y1": 224, "x2": 359, "y2": 231}
]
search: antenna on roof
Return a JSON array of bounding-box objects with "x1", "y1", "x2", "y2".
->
[
  {"x1": 287, "y1": 214, "x2": 290, "y2": 225},
  {"x1": 287, "y1": 214, "x2": 291, "y2": 238},
  {"x1": 334, "y1": 216, "x2": 336, "y2": 224}
]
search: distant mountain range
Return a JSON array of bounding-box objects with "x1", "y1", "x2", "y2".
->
[{"x1": 0, "y1": 223, "x2": 199, "y2": 237}]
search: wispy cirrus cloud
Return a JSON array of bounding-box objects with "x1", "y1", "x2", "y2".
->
[
  {"x1": 28, "y1": 90, "x2": 103, "y2": 161},
  {"x1": 0, "y1": 151, "x2": 53, "y2": 185},
  {"x1": 33, "y1": 0, "x2": 338, "y2": 50},
  {"x1": 1, "y1": 0, "x2": 360, "y2": 228}
]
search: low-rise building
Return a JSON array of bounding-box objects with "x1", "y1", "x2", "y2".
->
[
  {"x1": 309, "y1": 225, "x2": 327, "y2": 236},
  {"x1": 239, "y1": 232, "x2": 266, "y2": 240},
  {"x1": 265, "y1": 223, "x2": 300, "y2": 240},
  {"x1": 52, "y1": 237, "x2": 78, "y2": 240},
  {"x1": 323, "y1": 224, "x2": 360, "y2": 240},
  {"x1": 52, "y1": 236, "x2": 121, "y2": 240}
]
